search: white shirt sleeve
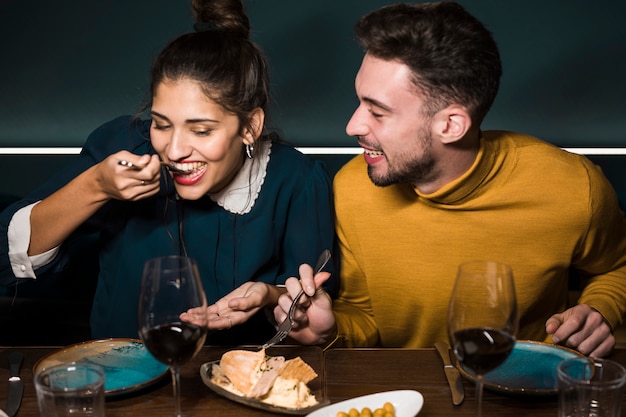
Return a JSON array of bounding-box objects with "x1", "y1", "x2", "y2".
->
[{"x1": 8, "y1": 202, "x2": 60, "y2": 278}]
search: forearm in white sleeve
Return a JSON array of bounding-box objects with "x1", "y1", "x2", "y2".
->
[{"x1": 8, "y1": 201, "x2": 60, "y2": 278}]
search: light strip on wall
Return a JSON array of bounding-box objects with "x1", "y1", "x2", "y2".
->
[
  {"x1": 0, "y1": 147, "x2": 82, "y2": 155},
  {"x1": 0, "y1": 147, "x2": 625, "y2": 155}
]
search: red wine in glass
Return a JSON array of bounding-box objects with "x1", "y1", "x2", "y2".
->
[
  {"x1": 452, "y1": 327, "x2": 515, "y2": 375},
  {"x1": 139, "y1": 256, "x2": 208, "y2": 417},
  {"x1": 141, "y1": 322, "x2": 206, "y2": 366},
  {"x1": 448, "y1": 260, "x2": 518, "y2": 417}
]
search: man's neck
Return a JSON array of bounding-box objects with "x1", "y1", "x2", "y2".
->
[{"x1": 413, "y1": 130, "x2": 481, "y2": 194}]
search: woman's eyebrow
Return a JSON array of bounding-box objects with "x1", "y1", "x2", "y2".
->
[
  {"x1": 150, "y1": 111, "x2": 219, "y2": 124},
  {"x1": 150, "y1": 110, "x2": 170, "y2": 121},
  {"x1": 185, "y1": 117, "x2": 219, "y2": 124}
]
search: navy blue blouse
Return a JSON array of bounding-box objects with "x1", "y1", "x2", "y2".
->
[{"x1": 0, "y1": 116, "x2": 337, "y2": 344}]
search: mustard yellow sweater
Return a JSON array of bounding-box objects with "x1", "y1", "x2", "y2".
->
[{"x1": 332, "y1": 131, "x2": 626, "y2": 347}]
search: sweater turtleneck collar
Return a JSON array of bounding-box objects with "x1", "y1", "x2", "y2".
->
[{"x1": 413, "y1": 133, "x2": 503, "y2": 205}]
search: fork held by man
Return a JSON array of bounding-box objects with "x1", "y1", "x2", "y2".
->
[{"x1": 260, "y1": 249, "x2": 331, "y2": 350}]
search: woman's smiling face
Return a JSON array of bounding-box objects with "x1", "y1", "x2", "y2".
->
[{"x1": 150, "y1": 78, "x2": 258, "y2": 200}]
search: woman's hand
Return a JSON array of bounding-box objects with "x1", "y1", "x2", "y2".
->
[
  {"x1": 192, "y1": 282, "x2": 285, "y2": 331},
  {"x1": 28, "y1": 151, "x2": 161, "y2": 255},
  {"x1": 94, "y1": 151, "x2": 161, "y2": 201}
]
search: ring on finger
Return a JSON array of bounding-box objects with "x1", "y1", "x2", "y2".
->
[
  {"x1": 141, "y1": 180, "x2": 146, "y2": 185},
  {"x1": 227, "y1": 316, "x2": 233, "y2": 329}
]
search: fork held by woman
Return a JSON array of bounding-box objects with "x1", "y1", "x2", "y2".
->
[{"x1": 118, "y1": 159, "x2": 186, "y2": 174}]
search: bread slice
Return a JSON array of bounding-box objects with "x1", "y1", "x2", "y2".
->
[{"x1": 278, "y1": 356, "x2": 318, "y2": 384}]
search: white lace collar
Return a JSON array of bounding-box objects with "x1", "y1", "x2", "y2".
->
[{"x1": 208, "y1": 140, "x2": 271, "y2": 214}]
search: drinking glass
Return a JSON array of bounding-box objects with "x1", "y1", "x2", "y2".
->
[
  {"x1": 558, "y1": 357, "x2": 626, "y2": 417},
  {"x1": 34, "y1": 363, "x2": 105, "y2": 417},
  {"x1": 447, "y1": 260, "x2": 519, "y2": 417},
  {"x1": 138, "y1": 256, "x2": 208, "y2": 417}
]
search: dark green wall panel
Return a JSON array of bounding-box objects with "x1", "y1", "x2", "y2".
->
[{"x1": 1, "y1": 0, "x2": 624, "y2": 148}]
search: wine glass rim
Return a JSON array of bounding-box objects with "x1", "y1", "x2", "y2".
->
[
  {"x1": 145, "y1": 255, "x2": 198, "y2": 262},
  {"x1": 459, "y1": 259, "x2": 511, "y2": 265},
  {"x1": 458, "y1": 259, "x2": 512, "y2": 270}
]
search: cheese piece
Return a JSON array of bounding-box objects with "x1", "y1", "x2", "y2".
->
[{"x1": 248, "y1": 356, "x2": 284, "y2": 398}]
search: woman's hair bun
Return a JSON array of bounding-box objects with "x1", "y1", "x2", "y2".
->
[{"x1": 191, "y1": 0, "x2": 250, "y2": 39}]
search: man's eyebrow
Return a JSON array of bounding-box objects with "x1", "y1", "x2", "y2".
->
[{"x1": 362, "y1": 96, "x2": 393, "y2": 112}]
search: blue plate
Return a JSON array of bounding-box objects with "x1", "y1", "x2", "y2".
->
[
  {"x1": 458, "y1": 340, "x2": 584, "y2": 396},
  {"x1": 33, "y1": 338, "x2": 168, "y2": 397}
]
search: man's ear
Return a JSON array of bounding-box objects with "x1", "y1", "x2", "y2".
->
[
  {"x1": 431, "y1": 105, "x2": 472, "y2": 144},
  {"x1": 242, "y1": 107, "x2": 265, "y2": 146}
]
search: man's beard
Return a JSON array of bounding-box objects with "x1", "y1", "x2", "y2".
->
[{"x1": 367, "y1": 131, "x2": 435, "y2": 187}]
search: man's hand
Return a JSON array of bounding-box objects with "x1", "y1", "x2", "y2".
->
[
  {"x1": 273, "y1": 263, "x2": 336, "y2": 345},
  {"x1": 546, "y1": 304, "x2": 615, "y2": 357}
]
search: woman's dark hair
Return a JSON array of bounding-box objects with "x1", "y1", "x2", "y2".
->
[
  {"x1": 355, "y1": 1, "x2": 502, "y2": 124},
  {"x1": 149, "y1": 0, "x2": 270, "y2": 136}
]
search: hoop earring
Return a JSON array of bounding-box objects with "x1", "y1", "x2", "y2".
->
[{"x1": 245, "y1": 143, "x2": 254, "y2": 159}]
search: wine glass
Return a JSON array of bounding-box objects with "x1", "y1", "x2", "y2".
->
[
  {"x1": 138, "y1": 256, "x2": 208, "y2": 417},
  {"x1": 447, "y1": 260, "x2": 518, "y2": 417}
]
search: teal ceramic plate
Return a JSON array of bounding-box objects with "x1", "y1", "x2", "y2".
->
[
  {"x1": 458, "y1": 340, "x2": 584, "y2": 396},
  {"x1": 33, "y1": 338, "x2": 168, "y2": 397}
]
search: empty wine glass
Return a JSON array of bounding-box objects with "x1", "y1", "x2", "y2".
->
[
  {"x1": 138, "y1": 256, "x2": 208, "y2": 417},
  {"x1": 447, "y1": 260, "x2": 519, "y2": 417}
]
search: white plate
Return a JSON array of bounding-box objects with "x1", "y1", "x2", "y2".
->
[{"x1": 305, "y1": 390, "x2": 424, "y2": 417}]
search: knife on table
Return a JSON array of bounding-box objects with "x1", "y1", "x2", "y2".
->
[
  {"x1": 434, "y1": 341, "x2": 464, "y2": 405},
  {"x1": 5, "y1": 352, "x2": 23, "y2": 417}
]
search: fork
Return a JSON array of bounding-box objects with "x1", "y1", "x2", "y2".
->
[
  {"x1": 259, "y1": 249, "x2": 331, "y2": 350},
  {"x1": 118, "y1": 159, "x2": 186, "y2": 174}
]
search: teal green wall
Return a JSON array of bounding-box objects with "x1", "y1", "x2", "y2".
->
[{"x1": 1, "y1": 0, "x2": 625, "y2": 148}]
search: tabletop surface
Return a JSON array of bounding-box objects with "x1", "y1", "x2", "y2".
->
[{"x1": 1, "y1": 344, "x2": 625, "y2": 417}]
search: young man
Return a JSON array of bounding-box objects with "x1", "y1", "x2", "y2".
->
[{"x1": 275, "y1": 1, "x2": 626, "y2": 358}]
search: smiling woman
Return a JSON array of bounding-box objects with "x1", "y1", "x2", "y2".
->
[
  {"x1": 0, "y1": 0, "x2": 336, "y2": 346},
  {"x1": 149, "y1": 78, "x2": 262, "y2": 199}
]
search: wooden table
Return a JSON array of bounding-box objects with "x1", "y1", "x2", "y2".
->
[{"x1": 1, "y1": 345, "x2": 626, "y2": 416}]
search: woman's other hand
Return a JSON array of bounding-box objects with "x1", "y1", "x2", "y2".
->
[{"x1": 199, "y1": 281, "x2": 284, "y2": 331}]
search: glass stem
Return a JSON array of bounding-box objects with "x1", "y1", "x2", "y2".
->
[
  {"x1": 476, "y1": 375, "x2": 484, "y2": 417},
  {"x1": 171, "y1": 365, "x2": 182, "y2": 417}
]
